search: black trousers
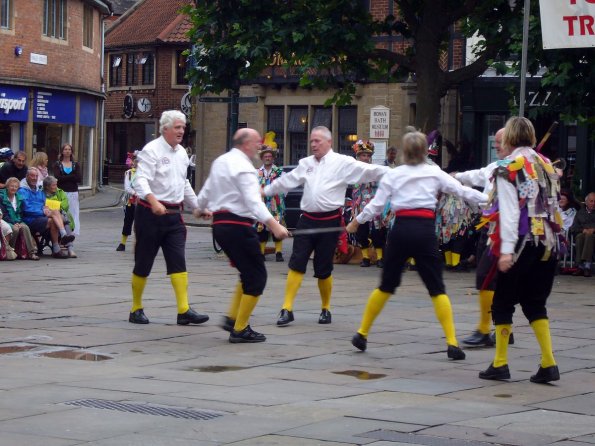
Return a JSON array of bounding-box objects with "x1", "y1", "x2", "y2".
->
[
  {"x1": 475, "y1": 229, "x2": 498, "y2": 290},
  {"x1": 214, "y1": 222, "x2": 267, "y2": 296},
  {"x1": 355, "y1": 221, "x2": 387, "y2": 249},
  {"x1": 258, "y1": 226, "x2": 282, "y2": 244},
  {"x1": 288, "y1": 210, "x2": 341, "y2": 279},
  {"x1": 133, "y1": 205, "x2": 186, "y2": 277},
  {"x1": 379, "y1": 217, "x2": 445, "y2": 296},
  {"x1": 491, "y1": 243, "x2": 556, "y2": 325},
  {"x1": 121, "y1": 204, "x2": 136, "y2": 236}
]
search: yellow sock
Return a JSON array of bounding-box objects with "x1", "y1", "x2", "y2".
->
[
  {"x1": 121, "y1": 235, "x2": 128, "y2": 245},
  {"x1": 260, "y1": 242, "x2": 266, "y2": 254},
  {"x1": 375, "y1": 248, "x2": 383, "y2": 260},
  {"x1": 444, "y1": 251, "x2": 453, "y2": 266},
  {"x1": 431, "y1": 294, "x2": 458, "y2": 346},
  {"x1": 318, "y1": 276, "x2": 333, "y2": 310},
  {"x1": 234, "y1": 294, "x2": 259, "y2": 332},
  {"x1": 531, "y1": 319, "x2": 556, "y2": 368},
  {"x1": 357, "y1": 288, "x2": 391, "y2": 337},
  {"x1": 493, "y1": 324, "x2": 512, "y2": 367},
  {"x1": 131, "y1": 274, "x2": 147, "y2": 312},
  {"x1": 274, "y1": 241, "x2": 282, "y2": 253},
  {"x1": 408, "y1": 257, "x2": 416, "y2": 266},
  {"x1": 227, "y1": 281, "x2": 243, "y2": 320},
  {"x1": 478, "y1": 290, "x2": 494, "y2": 334},
  {"x1": 362, "y1": 249, "x2": 370, "y2": 259},
  {"x1": 451, "y1": 252, "x2": 461, "y2": 267},
  {"x1": 282, "y1": 269, "x2": 304, "y2": 311},
  {"x1": 170, "y1": 272, "x2": 190, "y2": 314}
]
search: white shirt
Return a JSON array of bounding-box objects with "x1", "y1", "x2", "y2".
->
[
  {"x1": 264, "y1": 149, "x2": 388, "y2": 212},
  {"x1": 356, "y1": 163, "x2": 488, "y2": 224},
  {"x1": 196, "y1": 148, "x2": 273, "y2": 223},
  {"x1": 134, "y1": 136, "x2": 197, "y2": 208},
  {"x1": 455, "y1": 161, "x2": 498, "y2": 194}
]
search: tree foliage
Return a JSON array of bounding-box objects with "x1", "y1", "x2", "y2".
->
[{"x1": 184, "y1": 0, "x2": 592, "y2": 132}]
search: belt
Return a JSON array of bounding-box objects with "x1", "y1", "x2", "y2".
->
[
  {"x1": 303, "y1": 209, "x2": 342, "y2": 221},
  {"x1": 394, "y1": 209, "x2": 435, "y2": 219},
  {"x1": 212, "y1": 211, "x2": 254, "y2": 227},
  {"x1": 138, "y1": 199, "x2": 182, "y2": 214}
]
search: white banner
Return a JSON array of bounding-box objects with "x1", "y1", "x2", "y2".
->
[{"x1": 539, "y1": 0, "x2": 595, "y2": 49}]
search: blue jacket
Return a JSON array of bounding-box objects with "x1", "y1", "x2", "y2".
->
[{"x1": 17, "y1": 186, "x2": 46, "y2": 225}]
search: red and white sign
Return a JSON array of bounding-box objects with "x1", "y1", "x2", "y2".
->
[{"x1": 539, "y1": 0, "x2": 595, "y2": 49}]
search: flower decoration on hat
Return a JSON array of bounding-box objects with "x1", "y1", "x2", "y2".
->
[
  {"x1": 125, "y1": 150, "x2": 138, "y2": 167},
  {"x1": 259, "y1": 144, "x2": 278, "y2": 159},
  {"x1": 427, "y1": 130, "x2": 442, "y2": 157},
  {"x1": 352, "y1": 139, "x2": 375, "y2": 156}
]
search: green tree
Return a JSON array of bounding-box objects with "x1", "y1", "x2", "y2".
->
[{"x1": 183, "y1": 1, "x2": 528, "y2": 132}]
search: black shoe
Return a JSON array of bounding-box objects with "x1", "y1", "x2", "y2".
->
[
  {"x1": 360, "y1": 258, "x2": 371, "y2": 267},
  {"x1": 352, "y1": 333, "x2": 367, "y2": 351},
  {"x1": 530, "y1": 365, "x2": 560, "y2": 384},
  {"x1": 60, "y1": 234, "x2": 75, "y2": 245},
  {"x1": 488, "y1": 331, "x2": 515, "y2": 345},
  {"x1": 463, "y1": 330, "x2": 494, "y2": 346},
  {"x1": 318, "y1": 309, "x2": 332, "y2": 324},
  {"x1": 177, "y1": 308, "x2": 209, "y2": 325},
  {"x1": 276, "y1": 309, "x2": 294, "y2": 326},
  {"x1": 129, "y1": 309, "x2": 149, "y2": 324},
  {"x1": 275, "y1": 252, "x2": 284, "y2": 262},
  {"x1": 116, "y1": 243, "x2": 126, "y2": 252},
  {"x1": 229, "y1": 325, "x2": 266, "y2": 343},
  {"x1": 51, "y1": 251, "x2": 68, "y2": 259},
  {"x1": 221, "y1": 316, "x2": 235, "y2": 332},
  {"x1": 376, "y1": 259, "x2": 384, "y2": 268},
  {"x1": 479, "y1": 363, "x2": 511, "y2": 380},
  {"x1": 447, "y1": 345, "x2": 466, "y2": 360}
]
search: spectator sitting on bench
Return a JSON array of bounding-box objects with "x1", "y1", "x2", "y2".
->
[
  {"x1": 570, "y1": 192, "x2": 595, "y2": 277},
  {"x1": 43, "y1": 175, "x2": 76, "y2": 258},
  {"x1": 18, "y1": 167, "x2": 74, "y2": 259}
]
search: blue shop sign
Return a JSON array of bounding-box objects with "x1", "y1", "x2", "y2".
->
[
  {"x1": 34, "y1": 90, "x2": 76, "y2": 124},
  {"x1": 0, "y1": 85, "x2": 29, "y2": 122},
  {"x1": 79, "y1": 95, "x2": 97, "y2": 127}
]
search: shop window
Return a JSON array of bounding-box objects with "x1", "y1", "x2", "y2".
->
[
  {"x1": 266, "y1": 107, "x2": 284, "y2": 163},
  {"x1": 78, "y1": 126, "x2": 93, "y2": 187},
  {"x1": 109, "y1": 55, "x2": 122, "y2": 87},
  {"x1": 43, "y1": 0, "x2": 67, "y2": 40},
  {"x1": 175, "y1": 50, "x2": 188, "y2": 85},
  {"x1": 338, "y1": 106, "x2": 357, "y2": 155},
  {"x1": 83, "y1": 4, "x2": 93, "y2": 48},
  {"x1": 1, "y1": 0, "x2": 12, "y2": 29}
]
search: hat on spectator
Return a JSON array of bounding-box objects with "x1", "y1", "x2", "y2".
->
[{"x1": 0, "y1": 147, "x2": 14, "y2": 160}]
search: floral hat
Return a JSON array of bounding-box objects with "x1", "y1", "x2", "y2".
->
[
  {"x1": 259, "y1": 144, "x2": 278, "y2": 158},
  {"x1": 352, "y1": 139, "x2": 375, "y2": 156}
]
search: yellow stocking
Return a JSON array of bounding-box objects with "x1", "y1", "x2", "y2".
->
[
  {"x1": 131, "y1": 274, "x2": 147, "y2": 312},
  {"x1": 361, "y1": 249, "x2": 370, "y2": 259},
  {"x1": 531, "y1": 319, "x2": 556, "y2": 368},
  {"x1": 234, "y1": 294, "x2": 260, "y2": 332},
  {"x1": 274, "y1": 241, "x2": 283, "y2": 253},
  {"x1": 478, "y1": 290, "x2": 494, "y2": 334},
  {"x1": 431, "y1": 294, "x2": 458, "y2": 346},
  {"x1": 444, "y1": 251, "x2": 453, "y2": 266},
  {"x1": 260, "y1": 242, "x2": 266, "y2": 254},
  {"x1": 358, "y1": 289, "x2": 391, "y2": 337},
  {"x1": 318, "y1": 276, "x2": 333, "y2": 310},
  {"x1": 227, "y1": 281, "x2": 243, "y2": 320},
  {"x1": 451, "y1": 252, "x2": 461, "y2": 267},
  {"x1": 375, "y1": 248, "x2": 383, "y2": 260},
  {"x1": 282, "y1": 269, "x2": 304, "y2": 311},
  {"x1": 493, "y1": 324, "x2": 512, "y2": 367},
  {"x1": 121, "y1": 235, "x2": 128, "y2": 245},
  {"x1": 170, "y1": 272, "x2": 190, "y2": 314}
]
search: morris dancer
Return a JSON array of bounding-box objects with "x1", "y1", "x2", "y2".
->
[
  {"x1": 264, "y1": 126, "x2": 388, "y2": 326},
  {"x1": 347, "y1": 131, "x2": 487, "y2": 360}
]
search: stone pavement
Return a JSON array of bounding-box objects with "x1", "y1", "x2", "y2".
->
[{"x1": 1, "y1": 204, "x2": 594, "y2": 446}]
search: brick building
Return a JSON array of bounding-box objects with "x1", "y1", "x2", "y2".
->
[
  {"x1": 0, "y1": 0, "x2": 111, "y2": 191},
  {"x1": 103, "y1": 0, "x2": 193, "y2": 183}
]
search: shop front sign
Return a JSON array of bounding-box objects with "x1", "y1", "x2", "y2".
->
[{"x1": 0, "y1": 85, "x2": 29, "y2": 122}]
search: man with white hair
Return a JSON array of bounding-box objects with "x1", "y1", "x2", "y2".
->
[{"x1": 128, "y1": 110, "x2": 209, "y2": 326}]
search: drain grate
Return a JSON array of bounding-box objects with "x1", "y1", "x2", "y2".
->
[
  {"x1": 360, "y1": 430, "x2": 502, "y2": 446},
  {"x1": 63, "y1": 399, "x2": 225, "y2": 421}
]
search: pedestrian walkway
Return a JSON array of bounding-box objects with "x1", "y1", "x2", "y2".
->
[{"x1": 0, "y1": 208, "x2": 594, "y2": 445}]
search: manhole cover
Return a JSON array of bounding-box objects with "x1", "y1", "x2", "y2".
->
[
  {"x1": 0, "y1": 345, "x2": 37, "y2": 354},
  {"x1": 63, "y1": 399, "x2": 225, "y2": 420},
  {"x1": 40, "y1": 350, "x2": 112, "y2": 361},
  {"x1": 333, "y1": 370, "x2": 387, "y2": 380},
  {"x1": 188, "y1": 365, "x2": 247, "y2": 373}
]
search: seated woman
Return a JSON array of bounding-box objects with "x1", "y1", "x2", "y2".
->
[
  {"x1": 43, "y1": 175, "x2": 76, "y2": 258},
  {"x1": 0, "y1": 176, "x2": 40, "y2": 260},
  {"x1": 559, "y1": 189, "x2": 580, "y2": 232},
  {"x1": 19, "y1": 167, "x2": 74, "y2": 259}
]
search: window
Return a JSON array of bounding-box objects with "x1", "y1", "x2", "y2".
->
[
  {"x1": 1, "y1": 0, "x2": 12, "y2": 29},
  {"x1": 43, "y1": 0, "x2": 67, "y2": 40},
  {"x1": 109, "y1": 54, "x2": 122, "y2": 87},
  {"x1": 141, "y1": 54, "x2": 154, "y2": 85},
  {"x1": 125, "y1": 52, "x2": 155, "y2": 87},
  {"x1": 175, "y1": 50, "x2": 188, "y2": 85},
  {"x1": 126, "y1": 53, "x2": 137, "y2": 86},
  {"x1": 288, "y1": 107, "x2": 308, "y2": 165},
  {"x1": 266, "y1": 107, "x2": 285, "y2": 162},
  {"x1": 83, "y1": 4, "x2": 93, "y2": 48},
  {"x1": 338, "y1": 106, "x2": 357, "y2": 155}
]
